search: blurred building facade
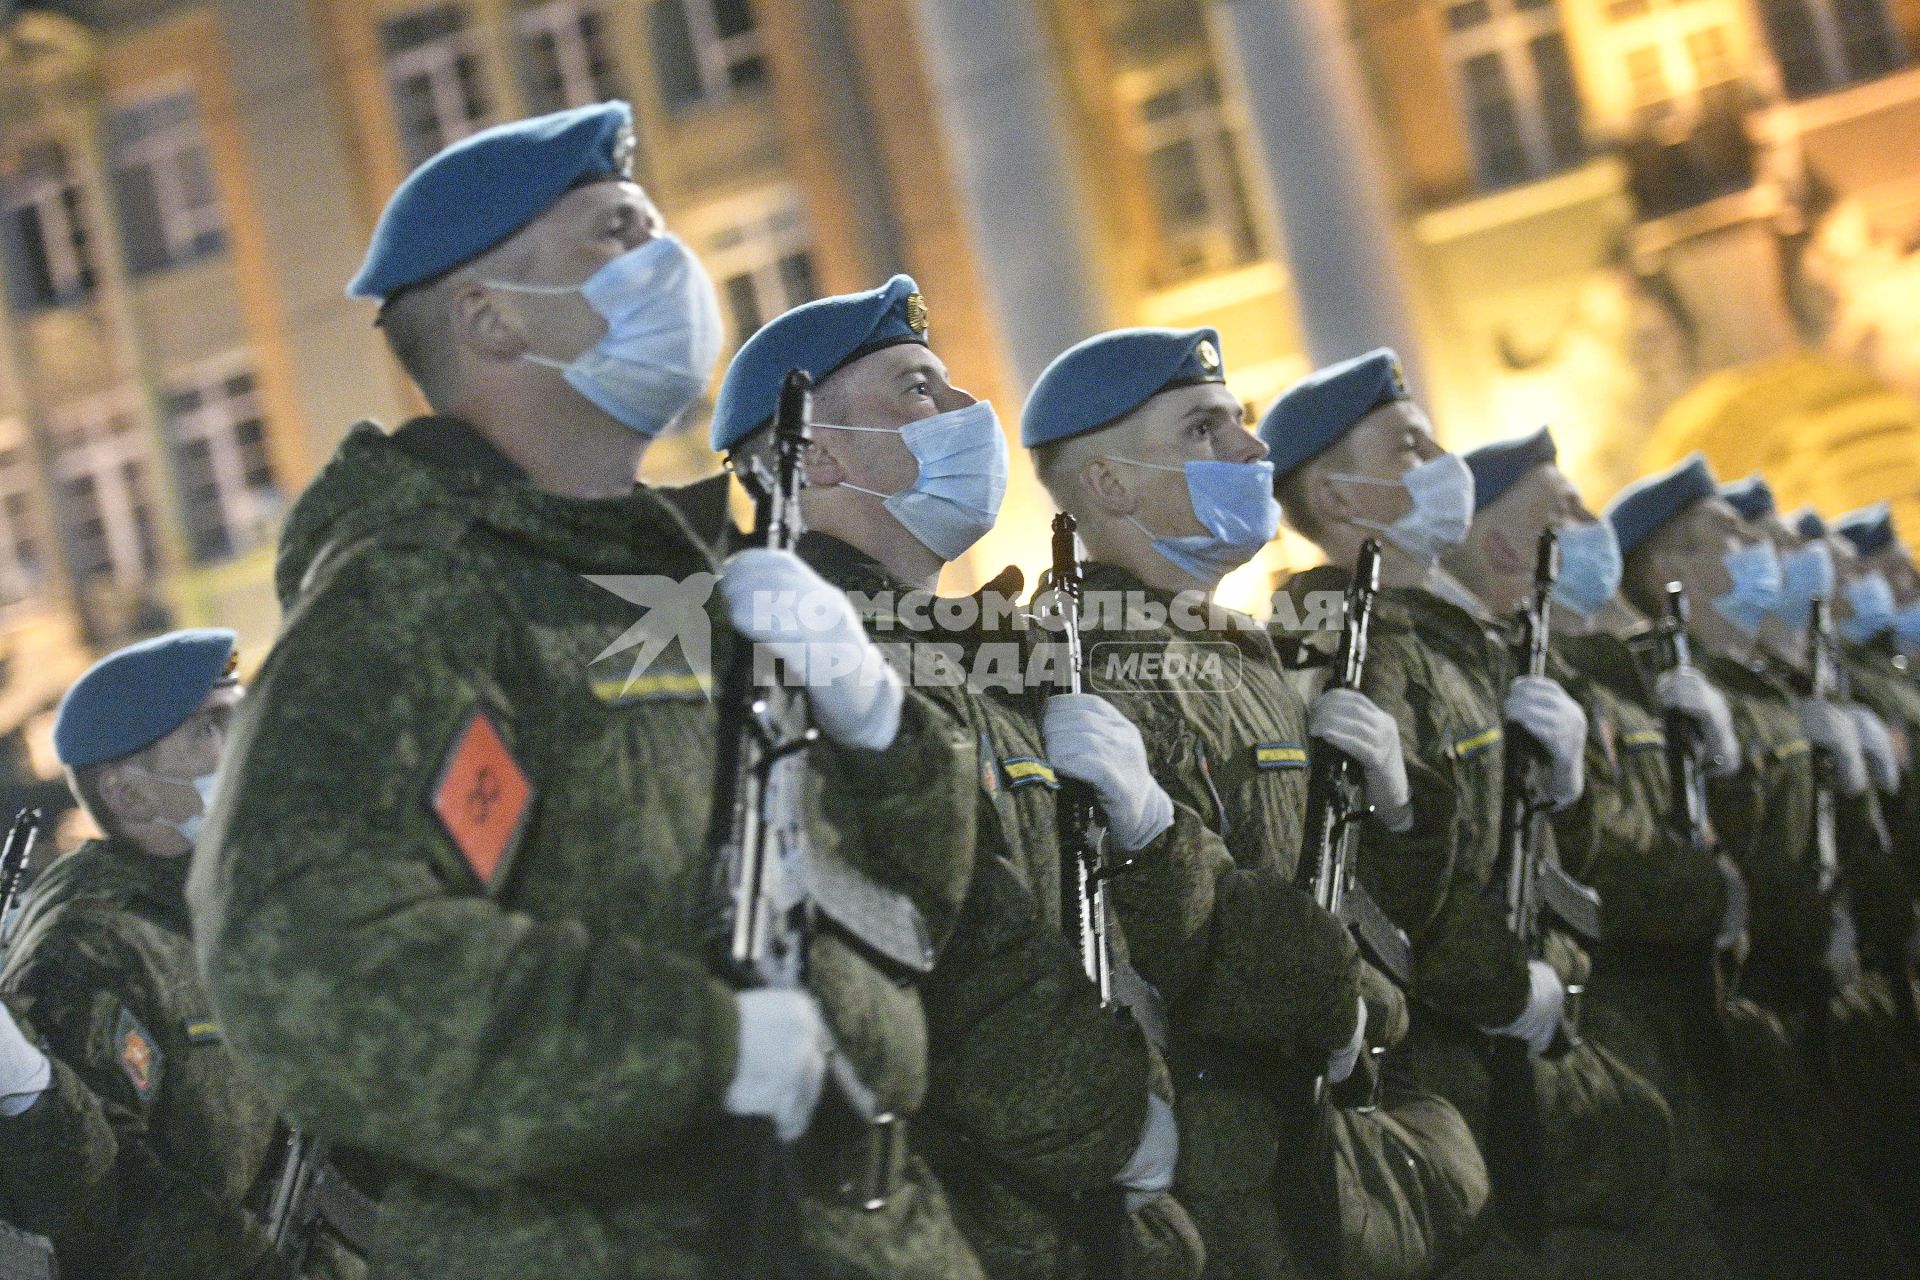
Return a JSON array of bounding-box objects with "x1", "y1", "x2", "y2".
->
[{"x1": 2, "y1": 0, "x2": 1920, "y2": 814}]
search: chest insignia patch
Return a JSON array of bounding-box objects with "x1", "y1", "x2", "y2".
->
[
  {"x1": 1448, "y1": 724, "x2": 1503, "y2": 761},
  {"x1": 1001, "y1": 756, "x2": 1060, "y2": 790},
  {"x1": 183, "y1": 1019, "x2": 221, "y2": 1045},
  {"x1": 116, "y1": 1007, "x2": 160, "y2": 1103},
  {"x1": 431, "y1": 707, "x2": 535, "y2": 892},
  {"x1": 1253, "y1": 742, "x2": 1309, "y2": 771}
]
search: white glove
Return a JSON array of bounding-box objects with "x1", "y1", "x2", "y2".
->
[
  {"x1": 1309, "y1": 689, "x2": 1412, "y2": 832},
  {"x1": 1714, "y1": 855, "x2": 1750, "y2": 954},
  {"x1": 0, "y1": 1003, "x2": 49, "y2": 1119},
  {"x1": 1043, "y1": 694, "x2": 1175, "y2": 852},
  {"x1": 719, "y1": 549, "x2": 904, "y2": 752},
  {"x1": 1114, "y1": 1093, "x2": 1179, "y2": 1212},
  {"x1": 1482, "y1": 958, "x2": 1566, "y2": 1058},
  {"x1": 1845, "y1": 704, "x2": 1902, "y2": 796},
  {"x1": 1326, "y1": 996, "x2": 1368, "y2": 1084},
  {"x1": 1655, "y1": 667, "x2": 1741, "y2": 779},
  {"x1": 1505, "y1": 676, "x2": 1587, "y2": 811},
  {"x1": 1797, "y1": 699, "x2": 1869, "y2": 798},
  {"x1": 1824, "y1": 904, "x2": 1862, "y2": 992},
  {"x1": 723, "y1": 989, "x2": 832, "y2": 1143}
]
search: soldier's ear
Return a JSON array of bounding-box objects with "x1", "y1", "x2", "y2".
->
[
  {"x1": 802, "y1": 436, "x2": 850, "y2": 489},
  {"x1": 1304, "y1": 465, "x2": 1352, "y2": 530},
  {"x1": 450, "y1": 281, "x2": 529, "y2": 363},
  {"x1": 1484, "y1": 526, "x2": 1526, "y2": 575},
  {"x1": 1080, "y1": 456, "x2": 1136, "y2": 517},
  {"x1": 96, "y1": 764, "x2": 153, "y2": 826}
]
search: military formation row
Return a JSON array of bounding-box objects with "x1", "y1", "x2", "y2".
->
[{"x1": 0, "y1": 100, "x2": 1915, "y2": 1280}]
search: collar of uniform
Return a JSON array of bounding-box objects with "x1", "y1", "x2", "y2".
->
[
  {"x1": 25, "y1": 837, "x2": 192, "y2": 933},
  {"x1": 797, "y1": 531, "x2": 908, "y2": 602},
  {"x1": 391, "y1": 415, "x2": 529, "y2": 486},
  {"x1": 1555, "y1": 629, "x2": 1655, "y2": 704},
  {"x1": 1078, "y1": 560, "x2": 1268, "y2": 650}
]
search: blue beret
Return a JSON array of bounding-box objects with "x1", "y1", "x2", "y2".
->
[
  {"x1": 1464, "y1": 427, "x2": 1556, "y2": 512},
  {"x1": 1259, "y1": 348, "x2": 1410, "y2": 481},
  {"x1": 1605, "y1": 453, "x2": 1719, "y2": 559},
  {"x1": 1790, "y1": 506, "x2": 1830, "y2": 542},
  {"x1": 711, "y1": 275, "x2": 930, "y2": 452},
  {"x1": 349, "y1": 102, "x2": 636, "y2": 302},
  {"x1": 1719, "y1": 474, "x2": 1776, "y2": 522},
  {"x1": 54, "y1": 629, "x2": 237, "y2": 768},
  {"x1": 1021, "y1": 328, "x2": 1225, "y2": 448},
  {"x1": 1834, "y1": 503, "x2": 1895, "y2": 556}
]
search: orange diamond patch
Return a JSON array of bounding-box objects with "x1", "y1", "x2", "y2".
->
[{"x1": 431, "y1": 708, "x2": 533, "y2": 892}]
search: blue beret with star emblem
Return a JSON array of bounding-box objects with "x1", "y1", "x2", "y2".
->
[
  {"x1": 348, "y1": 102, "x2": 638, "y2": 302},
  {"x1": 1789, "y1": 506, "x2": 1828, "y2": 542},
  {"x1": 1020, "y1": 327, "x2": 1226, "y2": 448},
  {"x1": 1606, "y1": 453, "x2": 1719, "y2": 559},
  {"x1": 1464, "y1": 426, "x2": 1557, "y2": 513},
  {"x1": 54, "y1": 629, "x2": 237, "y2": 768},
  {"x1": 1719, "y1": 474, "x2": 1776, "y2": 522},
  {"x1": 712, "y1": 275, "x2": 931, "y2": 452},
  {"x1": 1259, "y1": 348, "x2": 1411, "y2": 482},
  {"x1": 1834, "y1": 503, "x2": 1895, "y2": 556}
]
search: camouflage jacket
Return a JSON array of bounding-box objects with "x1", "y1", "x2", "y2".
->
[
  {"x1": 189, "y1": 418, "x2": 981, "y2": 1280},
  {"x1": 799, "y1": 534, "x2": 1203, "y2": 1280},
  {"x1": 1840, "y1": 638, "x2": 1920, "y2": 958},
  {"x1": 1277, "y1": 568, "x2": 1528, "y2": 1029},
  {"x1": 0, "y1": 840, "x2": 290, "y2": 1280},
  {"x1": 1697, "y1": 651, "x2": 1879, "y2": 1008},
  {"x1": 1549, "y1": 631, "x2": 1728, "y2": 953}
]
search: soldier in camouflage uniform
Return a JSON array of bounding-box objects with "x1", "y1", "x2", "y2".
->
[
  {"x1": 0, "y1": 629, "x2": 348, "y2": 1280},
  {"x1": 1449, "y1": 431, "x2": 1895, "y2": 1278},
  {"x1": 710, "y1": 277, "x2": 1204, "y2": 1280},
  {"x1": 1262, "y1": 353, "x2": 1685, "y2": 1277},
  {"x1": 1607, "y1": 457, "x2": 1912, "y2": 1277},
  {"x1": 191, "y1": 104, "x2": 985, "y2": 1280},
  {"x1": 0, "y1": 995, "x2": 116, "y2": 1251},
  {"x1": 1026, "y1": 327, "x2": 1491, "y2": 1280}
]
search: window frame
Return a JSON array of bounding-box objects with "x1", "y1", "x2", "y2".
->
[
  {"x1": 44, "y1": 391, "x2": 162, "y2": 587},
  {"x1": 3, "y1": 141, "x2": 98, "y2": 310},
  {"x1": 0, "y1": 423, "x2": 45, "y2": 608},
  {"x1": 1442, "y1": 0, "x2": 1585, "y2": 188},
  {"x1": 105, "y1": 83, "x2": 228, "y2": 276},
  {"x1": 682, "y1": 185, "x2": 818, "y2": 349},
  {"x1": 160, "y1": 352, "x2": 282, "y2": 565},
  {"x1": 513, "y1": 0, "x2": 624, "y2": 113},
  {"x1": 382, "y1": 4, "x2": 496, "y2": 166}
]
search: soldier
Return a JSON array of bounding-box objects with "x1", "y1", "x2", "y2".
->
[
  {"x1": 1834, "y1": 503, "x2": 1920, "y2": 668},
  {"x1": 1450, "y1": 431, "x2": 1886, "y2": 1278},
  {"x1": 1261, "y1": 352, "x2": 1680, "y2": 1272},
  {"x1": 190, "y1": 103, "x2": 986, "y2": 1280},
  {"x1": 1605, "y1": 457, "x2": 1913, "y2": 1276},
  {"x1": 0, "y1": 629, "x2": 346, "y2": 1279},
  {"x1": 710, "y1": 277, "x2": 1203, "y2": 1280},
  {"x1": 1025, "y1": 327, "x2": 1490, "y2": 1280}
]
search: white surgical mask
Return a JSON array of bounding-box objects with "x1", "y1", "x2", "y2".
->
[
  {"x1": 487, "y1": 234, "x2": 723, "y2": 438},
  {"x1": 1843, "y1": 571, "x2": 1898, "y2": 643},
  {"x1": 820, "y1": 400, "x2": 1010, "y2": 562},
  {"x1": 1103, "y1": 456, "x2": 1280, "y2": 583},
  {"x1": 1713, "y1": 541, "x2": 1783, "y2": 637},
  {"x1": 1328, "y1": 453, "x2": 1476, "y2": 566},
  {"x1": 1551, "y1": 520, "x2": 1623, "y2": 618},
  {"x1": 1773, "y1": 542, "x2": 1835, "y2": 631},
  {"x1": 124, "y1": 767, "x2": 219, "y2": 845}
]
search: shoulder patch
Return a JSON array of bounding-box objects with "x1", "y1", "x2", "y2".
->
[
  {"x1": 1620, "y1": 728, "x2": 1666, "y2": 753},
  {"x1": 1000, "y1": 756, "x2": 1060, "y2": 790},
  {"x1": 431, "y1": 707, "x2": 535, "y2": 892},
  {"x1": 116, "y1": 1007, "x2": 160, "y2": 1103},
  {"x1": 1253, "y1": 741, "x2": 1309, "y2": 770}
]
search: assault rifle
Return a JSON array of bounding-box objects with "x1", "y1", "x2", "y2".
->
[
  {"x1": 1297, "y1": 539, "x2": 1413, "y2": 994},
  {"x1": 702, "y1": 370, "x2": 890, "y2": 1279}
]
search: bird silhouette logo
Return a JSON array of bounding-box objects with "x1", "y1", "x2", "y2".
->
[{"x1": 584, "y1": 572, "x2": 720, "y2": 699}]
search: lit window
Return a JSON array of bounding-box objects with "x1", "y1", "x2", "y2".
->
[
  {"x1": 1627, "y1": 44, "x2": 1671, "y2": 122},
  {"x1": 382, "y1": 5, "x2": 495, "y2": 166},
  {"x1": 46, "y1": 394, "x2": 161, "y2": 585},
  {"x1": 1445, "y1": 0, "x2": 1585, "y2": 188},
  {"x1": 1757, "y1": 0, "x2": 1904, "y2": 95},
  {"x1": 650, "y1": 0, "x2": 766, "y2": 113},
  {"x1": 698, "y1": 191, "x2": 818, "y2": 348},
  {"x1": 515, "y1": 0, "x2": 625, "y2": 113},
  {"x1": 107, "y1": 91, "x2": 227, "y2": 276},
  {"x1": 1131, "y1": 69, "x2": 1260, "y2": 282},
  {"x1": 0, "y1": 437, "x2": 45, "y2": 607},
  {"x1": 161, "y1": 358, "x2": 283, "y2": 564},
  {"x1": 2, "y1": 142, "x2": 98, "y2": 312},
  {"x1": 1687, "y1": 26, "x2": 1743, "y2": 114}
]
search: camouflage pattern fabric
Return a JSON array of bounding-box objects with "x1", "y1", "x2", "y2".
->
[
  {"x1": 189, "y1": 418, "x2": 983, "y2": 1280},
  {"x1": 1080, "y1": 562, "x2": 1485, "y2": 1280},
  {"x1": 799, "y1": 532, "x2": 1204, "y2": 1280},
  {"x1": 1277, "y1": 569, "x2": 1680, "y2": 1252},
  {"x1": 0, "y1": 840, "x2": 309, "y2": 1279}
]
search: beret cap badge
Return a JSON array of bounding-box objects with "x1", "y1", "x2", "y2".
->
[
  {"x1": 905, "y1": 293, "x2": 929, "y2": 336},
  {"x1": 612, "y1": 123, "x2": 637, "y2": 177},
  {"x1": 1196, "y1": 339, "x2": 1221, "y2": 373}
]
